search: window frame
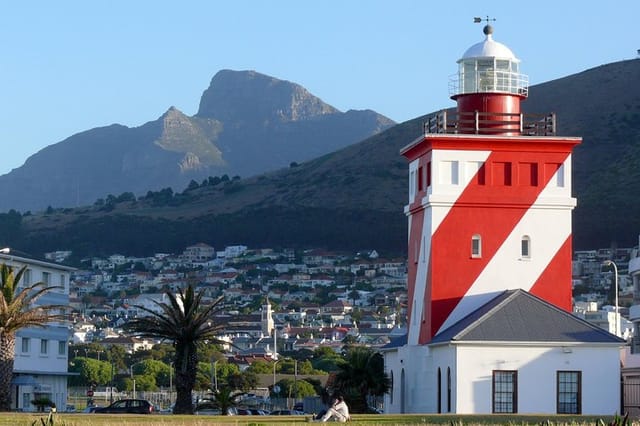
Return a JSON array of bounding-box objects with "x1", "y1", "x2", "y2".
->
[
  {"x1": 521, "y1": 235, "x2": 531, "y2": 259},
  {"x1": 492, "y1": 370, "x2": 517, "y2": 414},
  {"x1": 21, "y1": 337, "x2": 30, "y2": 353},
  {"x1": 40, "y1": 339, "x2": 48, "y2": 355},
  {"x1": 447, "y1": 367, "x2": 452, "y2": 412},
  {"x1": 437, "y1": 368, "x2": 441, "y2": 414},
  {"x1": 471, "y1": 234, "x2": 482, "y2": 258},
  {"x1": 557, "y1": 371, "x2": 581, "y2": 414}
]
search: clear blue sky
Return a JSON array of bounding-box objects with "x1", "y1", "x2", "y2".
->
[{"x1": 1, "y1": 0, "x2": 638, "y2": 175}]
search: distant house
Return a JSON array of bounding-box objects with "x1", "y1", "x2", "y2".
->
[
  {"x1": 321, "y1": 299, "x2": 352, "y2": 315},
  {"x1": 4, "y1": 253, "x2": 76, "y2": 412},
  {"x1": 97, "y1": 335, "x2": 154, "y2": 354},
  {"x1": 183, "y1": 243, "x2": 215, "y2": 263}
]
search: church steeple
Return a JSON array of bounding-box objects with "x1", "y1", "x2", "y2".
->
[{"x1": 261, "y1": 296, "x2": 274, "y2": 337}]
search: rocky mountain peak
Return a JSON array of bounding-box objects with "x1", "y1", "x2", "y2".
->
[{"x1": 196, "y1": 69, "x2": 339, "y2": 124}]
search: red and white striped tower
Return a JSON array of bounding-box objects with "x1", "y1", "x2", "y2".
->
[{"x1": 401, "y1": 23, "x2": 581, "y2": 345}]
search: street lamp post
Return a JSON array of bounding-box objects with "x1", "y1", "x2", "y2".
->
[
  {"x1": 604, "y1": 260, "x2": 619, "y2": 337},
  {"x1": 272, "y1": 359, "x2": 280, "y2": 389},
  {"x1": 210, "y1": 359, "x2": 218, "y2": 392}
]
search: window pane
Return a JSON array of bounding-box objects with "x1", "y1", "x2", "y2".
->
[
  {"x1": 557, "y1": 371, "x2": 581, "y2": 414},
  {"x1": 493, "y1": 371, "x2": 517, "y2": 413}
]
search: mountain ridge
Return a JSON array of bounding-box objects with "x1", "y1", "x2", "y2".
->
[
  {"x1": 4, "y1": 60, "x2": 640, "y2": 257},
  {"x1": 0, "y1": 70, "x2": 394, "y2": 213}
]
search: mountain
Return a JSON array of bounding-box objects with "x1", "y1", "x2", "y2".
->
[
  {"x1": 0, "y1": 70, "x2": 394, "y2": 213},
  {"x1": 6, "y1": 60, "x2": 640, "y2": 257}
]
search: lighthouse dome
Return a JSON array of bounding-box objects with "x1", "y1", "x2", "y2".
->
[
  {"x1": 460, "y1": 25, "x2": 518, "y2": 61},
  {"x1": 449, "y1": 24, "x2": 528, "y2": 98}
]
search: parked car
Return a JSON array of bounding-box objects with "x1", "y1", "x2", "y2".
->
[
  {"x1": 194, "y1": 401, "x2": 238, "y2": 415},
  {"x1": 82, "y1": 405, "x2": 101, "y2": 413},
  {"x1": 270, "y1": 409, "x2": 304, "y2": 415},
  {"x1": 93, "y1": 399, "x2": 154, "y2": 414}
]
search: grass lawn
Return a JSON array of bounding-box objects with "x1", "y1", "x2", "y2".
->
[{"x1": 0, "y1": 412, "x2": 620, "y2": 426}]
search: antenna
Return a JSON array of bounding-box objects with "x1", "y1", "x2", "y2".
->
[{"x1": 474, "y1": 16, "x2": 496, "y2": 25}]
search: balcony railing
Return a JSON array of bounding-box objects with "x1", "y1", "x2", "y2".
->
[
  {"x1": 449, "y1": 70, "x2": 529, "y2": 97},
  {"x1": 424, "y1": 110, "x2": 556, "y2": 136}
]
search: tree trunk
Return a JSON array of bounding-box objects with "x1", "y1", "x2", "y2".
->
[
  {"x1": 0, "y1": 332, "x2": 16, "y2": 411},
  {"x1": 172, "y1": 341, "x2": 197, "y2": 415}
]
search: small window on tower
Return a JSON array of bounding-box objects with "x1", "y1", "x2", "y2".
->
[
  {"x1": 426, "y1": 161, "x2": 432, "y2": 187},
  {"x1": 439, "y1": 161, "x2": 459, "y2": 185},
  {"x1": 556, "y1": 163, "x2": 565, "y2": 187},
  {"x1": 409, "y1": 170, "x2": 416, "y2": 200},
  {"x1": 471, "y1": 234, "x2": 482, "y2": 258},
  {"x1": 418, "y1": 166, "x2": 424, "y2": 192},
  {"x1": 467, "y1": 161, "x2": 485, "y2": 185},
  {"x1": 493, "y1": 162, "x2": 512, "y2": 186},
  {"x1": 545, "y1": 163, "x2": 564, "y2": 187},
  {"x1": 521, "y1": 236, "x2": 531, "y2": 259}
]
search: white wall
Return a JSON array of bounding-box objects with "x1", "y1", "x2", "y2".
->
[
  {"x1": 384, "y1": 342, "x2": 621, "y2": 415},
  {"x1": 454, "y1": 343, "x2": 620, "y2": 415}
]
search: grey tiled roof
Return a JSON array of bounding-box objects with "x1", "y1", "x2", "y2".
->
[
  {"x1": 380, "y1": 289, "x2": 625, "y2": 351},
  {"x1": 431, "y1": 289, "x2": 625, "y2": 344}
]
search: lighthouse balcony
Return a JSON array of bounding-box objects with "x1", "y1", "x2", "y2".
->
[{"x1": 424, "y1": 109, "x2": 556, "y2": 136}]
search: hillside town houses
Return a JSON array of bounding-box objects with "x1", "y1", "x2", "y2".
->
[
  {"x1": 7, "y1": 239, "x2": 640, "y2": 412},
  {"x1": 65, "y1": 244, "x2": 408, "y2": 357}
]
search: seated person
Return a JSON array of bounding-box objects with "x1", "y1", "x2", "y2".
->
[{"x1": 320, "y1": 395, "x2": 350, "y2": 422}]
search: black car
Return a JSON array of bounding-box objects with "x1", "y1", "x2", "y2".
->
[{"x1": 93, "y1": 399, "x2": 154, "y2": 414}]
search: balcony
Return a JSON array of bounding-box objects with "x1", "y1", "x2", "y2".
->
[{"x1": 424, "y1": 110, "x2": 556, "y2": 136}]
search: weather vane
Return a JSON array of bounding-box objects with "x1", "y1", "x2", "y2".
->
[{"x1": 473, "y1": 16, "x2": 496, "y2": 24}]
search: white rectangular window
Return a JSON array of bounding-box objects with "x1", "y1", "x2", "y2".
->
[
  {"x1": 58, "y1": 341, "x2": 66, "y2": 356},
  {"x1": 471, "y1": 235, "x2": 482, "y2": 258},
  {"x1": 440, "y1": 161, "x2": 459, "y2": 185},
  {"x1": 409, "y1": 170, "x2": 416, "y2": 200},
  {"x1": 42, "y1": 272, "x2": 51, "y2": 285},
  {"x1": 40, "y1": 339, "x2": 48, "y2": 355},
  {"x1": 23, "y1": 269, "x2": 31, "y2": 285},
  {"x1": 556, "y1": 163, "x2": 565, "y2": 187},
  {"x1": 466, "y1": 161, "x2": 485, "y2": 185},
  {"x1": 21, "y1": 337, "x2": 30, "y2": 353}
]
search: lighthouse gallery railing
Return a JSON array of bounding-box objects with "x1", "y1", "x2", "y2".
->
[{"x1": 424, "y1": 110, "x2": 556, "y2": 136}]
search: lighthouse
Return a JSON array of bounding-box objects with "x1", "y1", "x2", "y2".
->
[
  {"x1": 382, "y1": 22, "x2": 623, "y2": 415},
  {"x1": 402, "y1": 22, "x2": 579, "y2": 345}
]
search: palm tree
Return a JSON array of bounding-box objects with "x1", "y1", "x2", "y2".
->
[
  {"x1": 124, "y1": 285, "x2": 224, "y2": 414},
  {"x1": 206, "y1": 386, "x2": 244, "y2": 415},
  {"x1": 0, "y1": 264, "x2": 65, "y2": 411},
  {"x1": 332, "y1": 346, "x2": 390, "y2": 414}
]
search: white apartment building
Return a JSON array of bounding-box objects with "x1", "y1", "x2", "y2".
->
[
  {"x1": 1, "y1": 252, "x2": 75, "y2": 412},
  {"x1": 182, "y1": 243, "x2": 215, "y2": 263}
]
